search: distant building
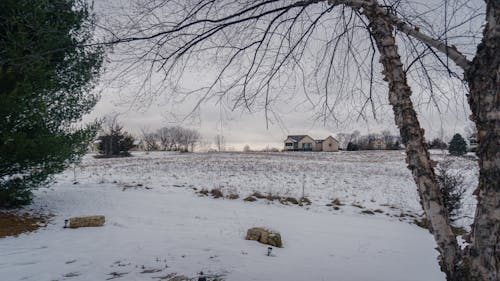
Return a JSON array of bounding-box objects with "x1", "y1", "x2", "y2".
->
[{"x1": 284, "y1": 135, "x2": 339, "y2": 152}]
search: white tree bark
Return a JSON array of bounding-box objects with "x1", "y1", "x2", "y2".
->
[
  {"x1": 463, "y1": 1, "x2": 500, "y2": 280},
  {"x1": 352, "y1": 3, "x2": 462, "y2": 279}
]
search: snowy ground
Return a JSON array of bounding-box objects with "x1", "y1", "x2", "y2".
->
[{"x1": 0, "y1": 151, "x2": 478, "y2": 281}]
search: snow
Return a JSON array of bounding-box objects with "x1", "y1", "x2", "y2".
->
[{"x1": 0, "y1": 151, "x2": 478, "y2": 281}]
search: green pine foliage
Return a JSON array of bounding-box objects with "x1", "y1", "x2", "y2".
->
[
  {"x1": 96, "y1": 122, "x2": 135, "y2": 158},
  {"x1": 0, "y1": 0, "x2": 104, "y2": 208},
  {"x1": 448, "y1": 134, "x2": 467, "y2": 156},
  {"x1": 436, "y1": 161, "x2": 466, "y2": 222}
]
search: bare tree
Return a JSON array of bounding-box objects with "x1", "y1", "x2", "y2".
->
[
  {"x1": 381, "y1": 130, "x2": 392, "y2": 145},
  {"x1": 182, "y1": 127, "x2": 201, "y2": 152},
  {"x1": 140, "y1": 127, "x2": 159, "y2": 151},
  {"x1": 214, "y1": 134, "x2": 225, "y2": 152},
  {"x1": 154, "y1": 126, "x2": 200, "y2": 151},
  {"x1": 465, "y1": 121, "x2": 478, "y2": 142},
  {"x1": 335, "y1": 133, "x2": 351, "y2": 149},
  {"x1": 101, "y1": 1, "x2": 498, "y2": 279},
  {"x1": 243, "y1": 144, "x2": 251, "y2": 152},
  {"x1": 157, "y1": 127, "x2": 176, "y2": 150}
]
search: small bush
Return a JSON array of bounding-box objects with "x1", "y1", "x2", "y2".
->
[
  {"x1": 198, "y1": 189, "x2": 209, "y2": 196},
  {"x1": 331, "y1": 198, "x2": 344, "y2": 206},
  {"x1": 299, "y1": 197, "x2": 311, "y2": 205},
  {"x1": 243, "y1": 196, "x2": 257, "y2": 202},
  {"x1": 252, "y1": 191, "x2": 267, "y2": 199},
  {"x1": 351, "y1": 203, "x2": 364, "y2": 209},
  {"x1": 266, "y1": 193, "x2": 281, "y2": 201},
  {"x1": 285, "y1": 197, "x2": 299, "y2": 205},
  {"x1": 226, "y1": 193, "x2": 239, "y2": 200},
  {"x1": 429, "y1": 138, "x2": 448, "y2": 149},
  {"x1": 210, "y1": 188, "x2": 224, "y2": 198}
]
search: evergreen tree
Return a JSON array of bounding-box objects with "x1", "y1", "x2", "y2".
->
[
  {"x1": 0, "y1": 0, "x2": 103, "y2": 208},
  {"x1": 346, "y1": 142, "x2": 359, "y2": 151},
  {"x1": 448, "y1": 134, "x2": 467, "y2": 156},
  {"x1": 97, "y1": 121, "x2": 135, "y2": 157},
  {"x1": 436, "y1": 161, "x2": 466, "y2": 222}
]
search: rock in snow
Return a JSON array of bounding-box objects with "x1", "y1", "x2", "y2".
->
[{"x1": 246, "y1": 227, "x2": 283, "y2": 248}]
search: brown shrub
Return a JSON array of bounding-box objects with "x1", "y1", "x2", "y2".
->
[
  {"x1": 331, "y1": 198, "x2": 344, "y2": 206},
  {"x1": 299, "y1": 197, "x2": 312, "y2": 205},
  {"x1": 210, "y1": 188, "x2": 224, "y2": 198},
  {"x1": 285, "y1": 197, "x2": 299, "y2": 204},
  {"x1": 226, "y1": 193, "x2": 239, "y2": 200},
  {"x1": 243, "y1": 196, "x2": 257, "y2": 202},
  {"x1": 266, "y1": 193, "x2": 281, "y2": 201},
  {"x1": 198, "y1": 189, "x2": 209, "y2": 196},
  {"x1": 252, "y1": 191, "x2": 267, "y2": 199}
]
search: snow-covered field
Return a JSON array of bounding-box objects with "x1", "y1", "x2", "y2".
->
[{"x1": 0, "y1": 151, "x2": 478, "y2": 281}]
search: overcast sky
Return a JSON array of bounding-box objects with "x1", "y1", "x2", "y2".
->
[{"x1": 85, "y1": 0, "x2": 479, "y2": 150}]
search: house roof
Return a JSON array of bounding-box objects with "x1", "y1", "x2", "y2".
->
[
  {"x1": 324, "y1": 135, "x2": 339, "y2": 142},
  {"x1": 285, "y1": 135, "x2": 339, "y2": 143},
  {"x1": 285, "y1": 135, "x2": 309, "y2": 142}
]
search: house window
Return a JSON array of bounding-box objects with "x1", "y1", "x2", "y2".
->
[
  {"x1": 328, "y1": 143, "x2": 332, "y2": 147},
  {"x1": 285, "y1": 143, "x2": 293, "y2": 147}
]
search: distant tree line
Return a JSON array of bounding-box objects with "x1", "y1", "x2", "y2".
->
[
  {"x1": 336, "y1": 130, "x2": 402, "y2": 151},
  {"x1": 427, "y1": 134, "x2": 468, "y2": 156},
  {"x1": 141, "y1": 126, "x2": 201, "y2": 152},
  {"x1": 336, "y1": 130, "x2": 472, "y2": 156}
]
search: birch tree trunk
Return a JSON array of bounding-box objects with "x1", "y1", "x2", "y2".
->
[
  {"x1": 358, "y1": 3, "x2": 462, "y2": 280},
  {"x1": 463, "y1": 1, "x2": 500, "y2": 280}
]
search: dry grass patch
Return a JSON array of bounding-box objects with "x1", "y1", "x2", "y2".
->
[
  {"x1": 360, "y1": 210, "x2": 375, "y2": 215},
  {"x1": 210, "y1": 188, "x2": 224, "y2": 198},
  {"x1": 265, "y1": 193, "x2": 281, "y2": 201},
  {"x1": 243, "y1": 196, "x2": 257, "y2": 202},
  {"x1": 251, "y1": 191, "x2": 267, "y2": 199},
  {"x1": 226, "y1": 193, "x2": 239, "y2": 200},
  {"x1": 0, "y1": 212, "x2": 49, "y2": 238}
]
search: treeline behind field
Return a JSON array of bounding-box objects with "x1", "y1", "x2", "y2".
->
[
  {"x1": 141, "y1": 126, "x2": 201, "y2": 152},
  {"x1": 336, "y1": 130, "x2": 402, "y2": 151}
]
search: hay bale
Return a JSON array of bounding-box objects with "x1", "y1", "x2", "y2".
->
[
  {"x1": 68, "y1": 215, "x2": 105, "y2": 228},
  {"x1": 245, "y1": 227, "x2": 282, "y2": 248}
]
